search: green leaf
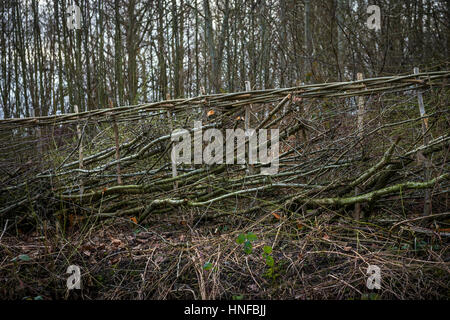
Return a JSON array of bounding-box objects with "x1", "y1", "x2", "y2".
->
[
  {"x1": 246, "y1": 232, "x2": 257, "y2": 242},
  {"x1": 232, "y1": 295, "x2": 244, "y2": 300},
  {"x1": 236, "y1": 234, "x2": 245, "y2": 244},
  {"x1": 369, "y1": 293, "x2": 380, "y2": 300},
  {"x1": 13, "y1": 254, "x2": 31, "y2": 262},
  {"x1": 264, "y1": 269, "x2": 273, "y2": 278},
  {"x1": 263, "y1": 245, "x2": 272, "y2": 254},
  {"x1": 401, "y1": 244, "x2": 410, "y2": 250},
  {"x1": 244, "y1": 240, "x2": 253, "y2": 254},
  {"x1": 265, "y1": 255, "x2": 274, "y2": 267},
  {"x1": 203, "y1": 262, "x2": 213, "y2": 271},
  {"x1": 34, "y1": 296, "x2": 43, "y2": 300}
]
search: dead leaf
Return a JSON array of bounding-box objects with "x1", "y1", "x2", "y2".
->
[
  {"x1": 111, "y1": 238, "x2": 122, "y2": 247},
  {"x1": 110, "y1": 256, "x2": 120, "y2": 265},
  {"x1": 130, "y1": 216, "x2": 137, "y2": 224},
  {"x1": 207, "y1": 110, "x2": 215, "y2": 117},
  {"x1": 247, "y1": 284, "x2": 259, "y2": 292},
  {"x1": 271, "y1": 212, "x2": 281, "y2": 219},
  {"x1": 323, "y1": 234, "x2": 330, "y2": 241},
  {"x1": 293, "y1": 96, "x2": 303, "y2": 103},
  {"x1": 68, "y1": 214, "x2": 75, "y2": 226}
]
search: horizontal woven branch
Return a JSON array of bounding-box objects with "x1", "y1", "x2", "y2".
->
[{"x1": 0, "y1": 71, "x2": 448, "y2": 130}]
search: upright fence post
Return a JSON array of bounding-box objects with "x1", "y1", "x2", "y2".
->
[
  {"x1": 414, "y1": 67, "x2": 431, "y2": 215},
  {"x1": 74, "y1": 104, "x2": 84, "y2": 197},
  {"x1": 200, "y1": 86, "x2": 212, "y2": 193},
  {"x1": 109, "y1": 99, "x2": 122, "y2": 185},
  {"x1": 200, "y1": 86, "x2": 207, "y2": 123},
  {"x1": 245, "y1": 81, "x2": 255, "y2": 175},
  {"x1": 167, "y1": 93, "x2": 178, "y2": 190},
  {"x1": 32, "y1": 109, "x2": 43, "y2": 155},
  {"x1": 354, "y1": 72, "x2": 365, "y2": 221}
]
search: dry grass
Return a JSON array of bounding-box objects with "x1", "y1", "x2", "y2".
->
[{"x1": 0, "y1": 201, "x2": 448, "y2": 300}]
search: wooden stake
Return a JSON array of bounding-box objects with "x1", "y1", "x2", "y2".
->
[
  {"x1": 109, "y1": 99, "x2": 122, "y2": 185},
  {"x1": 167, "y1": 93, "x2": 178, "y2": 190},
  {"x1": 74, "y1": 104, "x2": 84, "y2": 197},
  {"x1": 32, "y1": 109, "x2": 43, "y2": 155},
  {"x1": 354, "y1": 72, "x2": 365, "y2": 221},
  {"x1": 200, "y1": 86, "x2": 207, "y2": 123},
  {"x1": 357, "y1": 73, "x2": 365, "y2": 150},
  {"x1": 414, "y1": 67, "x2": 431, "y2": 215},
  {"x1": 200, "y1": 86, "x2": 212, "y2": 193},
  {"x1": 245, "y1": 81, "x2": 255, "y2": 175}
]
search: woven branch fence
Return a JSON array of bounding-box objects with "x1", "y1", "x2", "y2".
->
[{"x1": 0, "y1": 70, "x2": 449, "y2": 228}]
